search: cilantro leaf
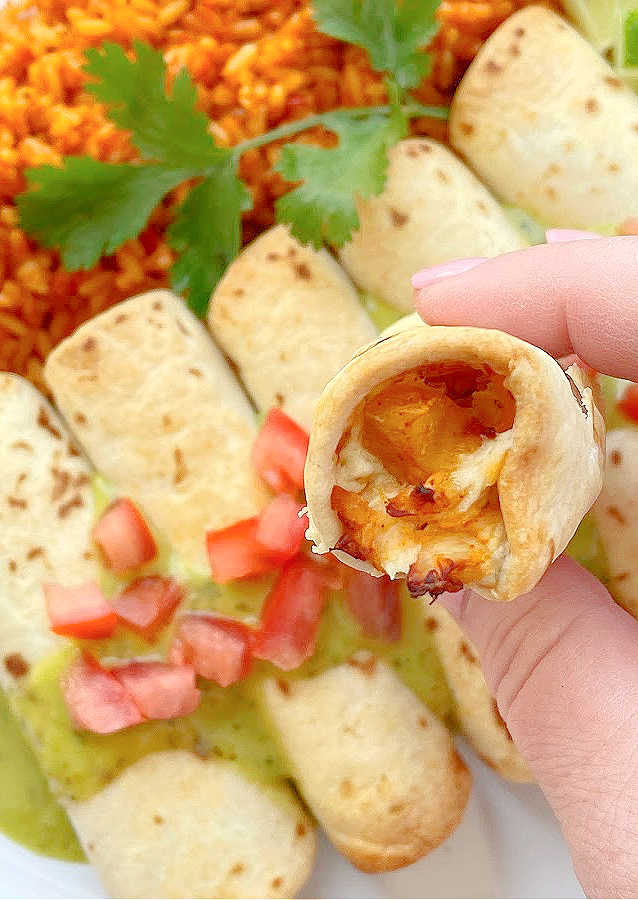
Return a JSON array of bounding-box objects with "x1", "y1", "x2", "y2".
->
[
  {"x1": 84, "y1": 42, "x2": 222, "y2": 169},
  {"x1": 313, "y1": 0, "x2": 440, "y2": 89},
  {"x1": 18, "y1": 157, "x2": 195, "y2": 270},
  {"x1": 169, "y1": 162, "x2": 252, "y2": 315},
  {"x1": 274, "y1": 108, "x2": 407, "y2": 248}
]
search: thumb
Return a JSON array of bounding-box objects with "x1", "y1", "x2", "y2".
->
[{"x1": 441, "y1": 556, "x2": 638, "y2": 898}]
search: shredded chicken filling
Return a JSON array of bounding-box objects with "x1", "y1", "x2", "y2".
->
[{"x1": 331, "y1": 362, "x2": 516, "y2": 595}]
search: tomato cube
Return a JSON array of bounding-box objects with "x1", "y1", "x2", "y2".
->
[
  {"x1": 255, "y1": 494, "x2": 308, "y2": 562},
  {"x1": 252, "y1": 408, "x2": 309, "y2": 494},
  {"x1": 92, "y1": 498, "x2": 157, "y2": 573},
  {"x1": 112, "y1": 661, "x2": 200, "y2": 719},
  {"x1": 206, "y1": 517, "x2": 278, "y2": 583},
  {"x1": 345, "y1": 571, "x2": 402, "y2": 642},
  {"x1": 619, "y1": 384, "x2": 638, "y2": 424},
  {"x1": 111, "y1": 576, "x2": 182, "y2": 640},
  {"x1": 252, "y1": 558, "x2": 327, "y2": 671},
  {"x1": 170, "y1": 615, "x2": 253, "y2": 687},
  {"x1": 45, "y1": 582, "x2": 117, "y2": 639},
  {"x1": 62, "y1": 654, "x2": 143, "y2": 734}
]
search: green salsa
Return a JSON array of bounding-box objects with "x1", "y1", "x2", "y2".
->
[
  {"x1": 360, "y1": 293, "x2": 403, "y2": 332},
  {"x1": 0, "y1": 688, "x2": 84, "y2": 861}
]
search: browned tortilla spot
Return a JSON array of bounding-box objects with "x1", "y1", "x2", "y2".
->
[
  {"x1": 611, "y1": 450, "x2": 623, "y2": 466},
  {"x1": 37, "y1": 406, "x2": 62, "y2": 440},
  {"x1": 232, "y1": 287, "x2": 245, "y2": 296},
  {"x1": 8, "y1": 560, "x2": 16, "y2": 573},
  {"x1": 514, "y1": 26, "x2": 525, "y2": 37},
  {"x1": 340, "y1": 778, "x2": 353, "y2": 796},
  {"x1": 277, "y1": 679, "x2": 291, "y2": 696},
  {"x1": 152, "y1": 814, "x2": 164, "y2": 824},
  {"x1": 585, "y1": 97, "x2": 600, "y2": 114},
  {"x1": 230, "y1": 863, "x2": 245, "y2": 875},
  {"x1": 436, "y1": 168, "x2": 450, "y2": 184},
  {"x1": 406, "y1": 145, "x2": 419, "y2": 158},
  {"x1": 8, "y1": 496, "x2": 27, "y2": 509},
  {"x1": 418, "y1": 716, "x2": 428, "y2": 728},
  {"x1": 271, "y1": 877, "x2": 283, "y2": 890},
  {"x1": 459, "y1": 641, "x2": 478, "y2": 664},
  {"x1": 188, "y1": 367, "x2": 203, "y2": 378},
  {"x1": 425, "y1": 616, "x2": 438, "y2": 631},
  {"x1": 67, "y1": 441, "x2": 81, "y2": 458},
  {"x1": 604, "y1": 75, "x2": 623, "y2": 89},
  {"x1": 176, "y1": 318, "x2": 190, "y2": 337},
  {"x1": 615, "y1": 572, "x2": 629, "y2": 582},
  {"x1": 275, "y1": 392, "x2": 285, "y2": 406},
  {"x1": 77, "y1": 374, "x2": 98, "y2": 383},
  {"x1": 152, "y1": 301, "x2": 163, "y2": 311},
  {"x1": 607, "y1": 505, "x2": 626, "y2": 525},
  {"x1": 26, "y1": 547, "x2": 43, "y2": 560},
  {"x1": 509, "y1": 43, "x2": 520, "y2": 56},
  {"x1": 390, "y1": 207, "x2": 409, "y2": 227},
  {"x1": 162, "y1": 414, "x2": 173, "y2": 430},
  {"x1": 287, "y1": 246, "x2": 297, "y2": 258},
  {"x1": 51, "y1": 467, "x2": 70, "y2": 501},
  {"x1": 608, "y1": 162, "x2": 620, "y2": 173},
  {"x1": 419, "y1": 142, "x2": 432, "y2": 153},
  {"x1": 115, "y1": 313, "x2": 127, "y2": 324},
  {"x1": 295, "y1": 822, "x2": 307, "y2": 838},
  {"x1": 458, "y1": 121, "x2": 474, "y2": 136},
  {"x1": 266, "y1": 252, "x2": 280, "y2": 262},
  {"x1": 484, "y1": 59, "x2": 503, "y2": 74},
  {"x1": 11, "y1": 441, "x2": 32, "y2": 451},
  {"x1": 4, "y1": 653, "x2": 29, "y2": 678},
  {"x1": 294, "y1": 262, "x2": 311, "y2": 280},
  {"x1": 74, "y1": 412, "x2": 87, "y2": 425},
  {"x1": 347, "y1": 654, "x2": 376, "y2": 676},
  {"x1": 74, "y1": 474, "x2": 91, "y2": 488},
  {"x1": 58, "y1": 494, "x2": 83, "y2": 518},
  {"x1": 173, "y1": 447, "x2": 187, "y2": 485},
  {"x1": 82, "y1": 337, "x2": 97, "y2": 352},
  {"x1": 476, "y1": 200, "x2": 488, "y2": 213}
]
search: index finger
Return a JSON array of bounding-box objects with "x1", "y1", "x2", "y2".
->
[{"x1": 413, "y1": 236, "x2": 638, "y2": 381}]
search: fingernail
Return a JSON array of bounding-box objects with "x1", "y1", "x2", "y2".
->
[
  {"x1": 545, "y1": 228, "x2": 600, "y2": 243},
  {"x1": 411, "y1": 257, "x2": 487, "y2": 290}
]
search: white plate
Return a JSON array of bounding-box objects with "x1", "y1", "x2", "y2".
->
[
  {"x1": 0, "y1": 1, "x2": 584, "y2": 892},
  {"x1": 0, "y1": 743, "x2": 582, "y2": 899}
]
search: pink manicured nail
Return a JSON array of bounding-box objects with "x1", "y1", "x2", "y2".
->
[
  {"x1": 545, "y1": 228, "x2": 600, "y2": 243},
  {"x1": 411, "y1": 257, "x2": 487, "y2": 290}
]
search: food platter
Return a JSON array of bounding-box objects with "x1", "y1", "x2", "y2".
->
[{"x1": 0, "y1": 751, "x2": 584, "y2": 898}]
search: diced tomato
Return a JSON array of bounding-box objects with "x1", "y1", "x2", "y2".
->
[
  {"x1": 111, "y1": 576, "x2": 182, "y2": 640},
  {"x1": 255, "y1": 494, "x2": 308, "y2": 562},
  {"x1": 206, "y1": 517, "x2": 278, "y2": 583},
  {"x1": 252, "y1": 557, "x2": 328, "y2": 671},
  {"x1": 619, "y1": 384, "x2": 638, "y2": 424},
  {"x1": 112, "y1": 661, "x2": 200, "y2": 719},
  {"x1": 62, "y1": 654, "x2": 143, "y2": 734},
  {"x1": 44, "y1": 582, "x2": 117, "y2": 639},
  {"x1": 252, "y1": 408, "x2": 309, "y2": 494},
  {"x1": 345, "y1": 571, "x2": 402, "y2": 642},
  {"x1": 170, "y1": 615, "x2": 253, "y2": 687},
  {"x1": 92, "y1": 498, "x2": 157, "y2": 573}
]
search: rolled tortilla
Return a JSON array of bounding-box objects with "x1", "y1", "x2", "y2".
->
[
  {"x1": 0, "y1": 373, "x2": 315, "y2": 900},
  {"x1": 305, "y1": 323, "x2": 604, "y2": 602},
  {"x1": 424, "y1": 604, "x2": 531, "y2": 782},
  {"x1": 209, "y1": 242, "x2": 472, "y2": 868},
  {"x1": 45, "y1": 290, "x2": 268, "y2": 574},
  {"x1": 338, "y1": 138, "x2": 526, "y2": 312},
  {"x1": 262, "y1": 657, "x2": 470, "y2": 872},
  {"x1": 209, "y1": 224, "x2": 377, "y2": 430},
  {"x1": 593, "y1": 427, "x2": 638, "y2": 617},
  {"x1": 450, "y1": 6, "x2": 638, "y2": 230}
]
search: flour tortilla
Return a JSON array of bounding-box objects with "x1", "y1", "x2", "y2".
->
[
  {"x1": 338, "y1": 138, "x2": 526, "y2": 312},
  {"x1": 45, "y1": 290, "x2": 269, "y2": 573},
  {"x1": 593, "y1": 427, "x2": 638, "y2": 617},
  {"x1": 450, "y1": 6, "x2": 638, "y2": 229},
  {"x1": 424, "y1": 604, "x2": 531, "y2": 782},
  {"x1": 209, "y1": 256, "x2": 472, "y2": 870},
  {"x1": 0, "y1": 373, "x2": 315, "y2": 899},
  {"x1": 209, "y1": 224, "x2": 376, "y2": 430},
  {"x1": 305, "y1": 324, "x2": 604, "y2": 602},
  {"x1": 261, "y1": 657, "x2": 470, "y2": 872}
]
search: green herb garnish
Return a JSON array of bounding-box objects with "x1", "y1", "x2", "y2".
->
[{"x1": 17, "y1": 2, "x2": 445, "y2": 316}]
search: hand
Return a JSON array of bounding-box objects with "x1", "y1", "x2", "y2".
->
[{"x1": 413, "y1": 235, "x2": 638, "y2": 899}]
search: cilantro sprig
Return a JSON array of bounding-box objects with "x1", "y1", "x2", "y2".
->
[{"x1": 18, "y1": 2, "x2": 445, "y2": 316}]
